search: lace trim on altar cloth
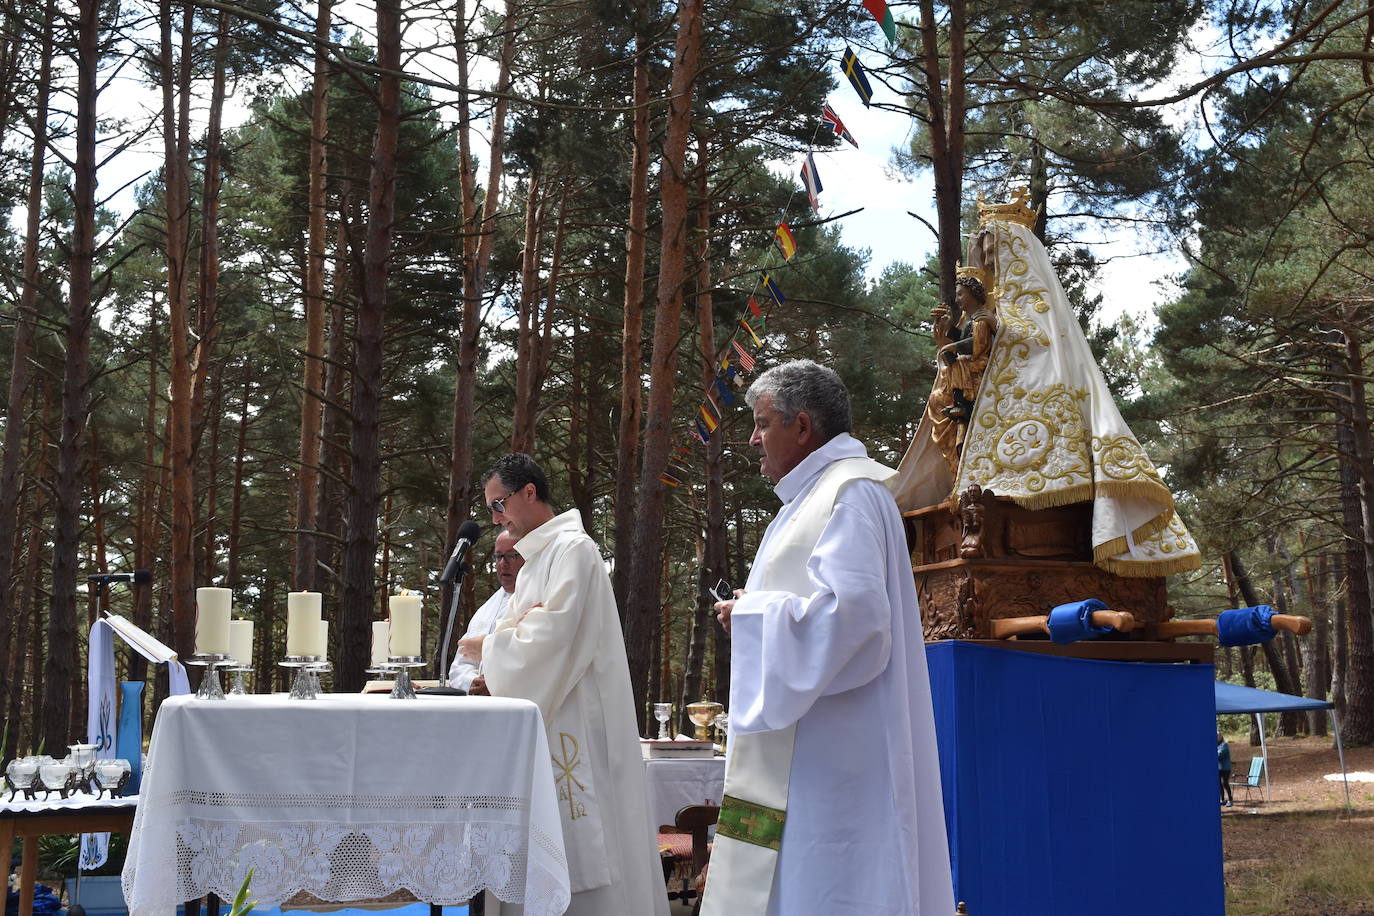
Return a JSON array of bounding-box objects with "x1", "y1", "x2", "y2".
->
[
  {"x1": 146, "y1": 819, "x2": 569, "y2": 916},
  {"x1": 167, "y1": 790, "x2": 530, "y2": 811}
]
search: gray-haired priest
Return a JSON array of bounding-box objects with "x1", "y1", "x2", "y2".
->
[
  {"x1": 458, "y1": 453, "x2": 668, "y2": 916},
  {"x1": 703, "y1": 359, "x2": 955, "y2": 915}
]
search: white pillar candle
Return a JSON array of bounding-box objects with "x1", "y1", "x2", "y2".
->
[
  {"x1": 318, "y1": 620, "x2": 329, "y2": 659},
  {"x1": 228, "y1": 619, "x2": 254, "y2": 667},
  {"x1": 371, "y1": 620, "x2": 390, "y2": 667},
  {"x1": 389, "y1": 594, "x2": 422, "y2": 657},
  {"x1": 195, "y1": 588, "x2": 232, "y2": 655},
  {"x1": 286, "y1": 591, "x2": 323, "y2": 657}
]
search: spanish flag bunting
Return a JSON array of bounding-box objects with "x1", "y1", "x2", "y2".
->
[
  {"x1": 841, "y1": 47, "x2": 874, "y2": 107},
  {"x1": 732, "y1": 339, "x2": 757, "y2": 372},
  {"x1": 774, "y1": 222, "x2": 798, "y2": 260},
  {"x1": 699, "y1": 403, "x2": 719, "y2": 432},
  {"x1": 659, "y1": 470, "x2": 682, "y2": 487},
  {"x1": 862, "y1": 0, "x2": 897, "y2": 44},
  {"x1": 740, "y1": 317, "x2": 762, "y2": 347},
  {"x1": 760, "y1": 273, "x2": 786, "y2": 306}
]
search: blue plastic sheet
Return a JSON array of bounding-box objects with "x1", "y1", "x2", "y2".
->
[{"x1": 925, "y1": 642, "x2": 1224, "y2": 916}]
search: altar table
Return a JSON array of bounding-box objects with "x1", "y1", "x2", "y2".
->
[
  {"x1": 122, "y1": 694, "x2": 570, "y2": 916},
  {"x1": 642, "y1": 757, "x2": 724, "y2": 831}
]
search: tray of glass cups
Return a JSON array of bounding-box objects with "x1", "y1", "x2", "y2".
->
[{"x1": 4, "y1": 751, "x2": 131, "y2": 802}]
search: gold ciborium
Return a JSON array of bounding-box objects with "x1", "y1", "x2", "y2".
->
[{"x1": 685, "y1": 700, "x2": 724, "y2": 741}]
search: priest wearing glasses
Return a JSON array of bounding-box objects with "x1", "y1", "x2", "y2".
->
[
  {"x1": 702, "y1": 359, "x2": 955, "y2": 915},
  {"x1": 458, "y1": 453, "x2": 667, "y2": 916}
]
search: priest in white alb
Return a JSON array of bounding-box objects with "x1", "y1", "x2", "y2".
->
[
  {"x1": 702, "y1": 360, "x2": 955, "y2": 916},
  {"x1": 458, "y1": 454, "x2": 668, "y2": 916},
  {"x1": 447, "y1": 528, "x2": 523, "y2": 695}
]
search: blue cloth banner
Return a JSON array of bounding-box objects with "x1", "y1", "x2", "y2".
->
[
  {"x1": 1216, "y1": 605, "x2": 1277, "y2": 646},
  {"x1": 1046, "y1": 598, "x2": 1113, "y2": 644},
  {"x1": 925, "y1": 641, "x2": 1224, "y2": 915}
]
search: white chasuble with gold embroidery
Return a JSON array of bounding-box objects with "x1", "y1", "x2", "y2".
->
[
  {"x1": 702, "y1": 435, "x2": 955, "y2": 916},
  {"x1": 482, "y1": 509, "x2": 668, "y2": 916},
  {"x1": 891, "y1": 213, "x2": 1203, "y2": 576}
]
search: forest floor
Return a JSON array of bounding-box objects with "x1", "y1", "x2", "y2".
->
[{"x1": 1223, "y1": 735, "x2": 1374, "y2": 914}]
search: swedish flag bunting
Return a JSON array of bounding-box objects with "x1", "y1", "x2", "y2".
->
[
  {"x1": 760, "y1": 273, "x2": 786, "y2": 306},
  {"x1": 841, "y1": 47, "x2": 874, "y2": 107}
]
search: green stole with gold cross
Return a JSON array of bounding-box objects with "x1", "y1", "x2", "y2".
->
[{"x1": 699, "y1": 456, "x2": 896, "y2": 916}]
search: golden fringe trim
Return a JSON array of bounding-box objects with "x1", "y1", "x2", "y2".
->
[
  {"x1": 993, "y1": 482, "x2": 1097, "y2": 512},
  {"x1": 1100, "y1": 552, "x2": 1203, "y2": 578}
]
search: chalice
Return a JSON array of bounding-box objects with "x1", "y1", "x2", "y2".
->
[{"x1": 685, "y1": 700, "x2": 723, "y2": 742}]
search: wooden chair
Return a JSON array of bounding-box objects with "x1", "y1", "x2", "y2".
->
[
  {"x1": 657, "y1": 803, "x2": 719, "y2": 913},
  {"x1": 1231, "y1": 756, "x2": 1265, "y2": 803}
]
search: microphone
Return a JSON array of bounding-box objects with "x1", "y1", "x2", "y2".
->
[
  {"x1": 88, "y1": 570, "x2": 152, "y2": 586},
  {"x1": 440, "y1": 520, "x2": 482, "y2": 584}
]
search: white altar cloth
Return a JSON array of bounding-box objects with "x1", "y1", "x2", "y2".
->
[
  {"x1": 642, "y1": 758, "x2": 724, "y2": 831},
  {"x1": 123, "y1": 694, "x2": 570, "y2": 916}
]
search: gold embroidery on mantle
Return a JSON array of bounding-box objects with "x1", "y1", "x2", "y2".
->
[
  {"x1": 951, "y1": 227, "x2": 1201, "y2": 576},
  {"x1": 553, "y1": 732, "x2": 588, "y2": 821}
]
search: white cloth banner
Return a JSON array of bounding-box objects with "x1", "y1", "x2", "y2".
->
[{"x1": 81, "y1": 614, "x2": 190, "y2": 870}]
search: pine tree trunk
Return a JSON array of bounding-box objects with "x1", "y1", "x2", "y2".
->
[
  {"x1": 613, "y1": 31, "x2": 651, "y2": 614},
  {"x1": 446, "y1": 0, "x2": 516, "y2": 606},
  {"x1": 1304, "y1": 550, "x2": 1329, "y2": 737},
  {"x1": 0, "y1": 0, "x2": 53, "y2": 731},
  {"x1": 158, "y1": 0, "x2": 196, "y2": 662},
  {"x1": 1331, "y1": 552, "x2": 1348, "y2": 720},
  {"x1": 226, "y1": 374, "x2": 252, "y2": 589},
  {"x1": 293, "y1": 0, "x2": 334, "y2": 592},
  {"x1": 917, "y1": 0, "x2": 967, "y2": 303},
  {"x1": 44, "y1": 0, "x2": 101, "y2": 752},
  {"x1": 338, "y1": 0, "x2": 401, "y2": 692},
  {"x1": 624, "y1": 0, "x2": 704, "y2": 729},
  {"x1": 511, "y1": 171, "x2": 543, "y2": 454},
  {"x1": 1334, "y1": 314, "x2": 1374, "y2": 743},
  {"x1": 683, "y1": 152, "x2": 724, "y2": 711}
]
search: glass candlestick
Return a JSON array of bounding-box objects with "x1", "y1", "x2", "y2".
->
[
  {"x1": 280, "y1": 655, "x2": 323, "y2": 699},
  {"x1": 188, "y1": 654, "x2": 231, "y2": 701},
  {"x1": 387, "y1": 656, "x2": 425, "y2": 699}
]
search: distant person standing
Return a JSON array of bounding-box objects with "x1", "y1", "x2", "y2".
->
[{"x1": 1218, "y1": 733, "x2": 1233, "y2": 807}]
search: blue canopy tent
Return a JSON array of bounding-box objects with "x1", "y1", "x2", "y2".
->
[{"x1": 1213, "y1": 681, "x2": 1351, "y2": 811}]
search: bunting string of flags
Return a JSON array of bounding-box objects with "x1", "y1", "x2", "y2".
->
[{"x1": 659, "y1": 3, "x2": 895, "y2": 490}]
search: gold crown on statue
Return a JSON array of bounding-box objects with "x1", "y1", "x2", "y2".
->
[
  {"x1": 955, "y1": 265, "x2": 989, "y2": 287},
  {"x1": 977, "y1": 187, "x2": 1039, "y2": 229}
]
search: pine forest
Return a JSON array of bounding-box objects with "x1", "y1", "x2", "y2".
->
[{"x1": 2, "y1": 0, "x2": 1374, "y2": 755}]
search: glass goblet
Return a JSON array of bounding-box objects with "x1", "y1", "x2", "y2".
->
[{"x1": 653, "y1": 702, "x2": 672, "y2": 740}]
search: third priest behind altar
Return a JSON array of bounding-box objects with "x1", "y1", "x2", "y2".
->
[
  {"x1": 447, "y1": 529, "x2": 523, "y2": 695},
  {"x1": 702, "y1": 359, "x2": 955, "y2": 916}
]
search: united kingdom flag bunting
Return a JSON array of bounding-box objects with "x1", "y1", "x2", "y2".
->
[{"x1": 822, "y1": 104, "x2": 858, "y2": 148}]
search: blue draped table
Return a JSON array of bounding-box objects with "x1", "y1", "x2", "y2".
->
[{"x1": 926, "y1": 640, "x2": 1224, "y2": 915}]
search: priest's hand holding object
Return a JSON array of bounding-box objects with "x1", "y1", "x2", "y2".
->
[
  {"x1": 714, "y1": 589, "x2": 745, "y2": 634},
  {"x1": 457, "y1": 635, "x2": 483, "y2": 662}
]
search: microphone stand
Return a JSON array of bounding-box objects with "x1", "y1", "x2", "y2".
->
[{"x1": 419, "y1": 559, "x2": 472, "y2": 696}]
